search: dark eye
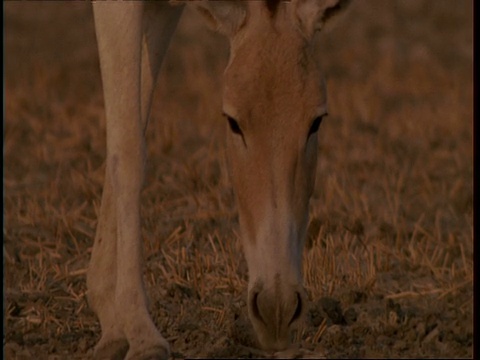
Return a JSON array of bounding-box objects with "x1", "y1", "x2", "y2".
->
[
  {"x1": 223, "y1": 113, "x2": 247, "y2": 147},
  {"x1": 227, "y1": 116, "x2": 243, "y2": 136},
  {"x1": 307, "y1": 114, "x2": 326, "y2": 138}
]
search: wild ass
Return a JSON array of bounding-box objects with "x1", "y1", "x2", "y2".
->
[{"x1": 87, "y1": 0, "x2": 350, "y2": 358}]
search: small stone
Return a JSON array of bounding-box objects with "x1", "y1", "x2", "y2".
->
[
  {"x1": 344, "y1": 307, "x2": 357, "y2": 325},
  {"x1": 320, "y1": 297, "x2": 344, "y2": 325},
  {"x1": 393, "y1": 339, "x2": 407, "y2": 351},
  {"x1": 4, "y1": 342, "x2": 21, "y2": 359}
]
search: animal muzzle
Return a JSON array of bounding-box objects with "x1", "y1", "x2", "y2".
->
[{"x1": 247, "y1": 278, "x2": 307, "y2": 351}]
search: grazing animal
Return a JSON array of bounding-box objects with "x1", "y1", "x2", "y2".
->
[{"x1": 87, "y1": 0, "x2": 350, "y2": 358}]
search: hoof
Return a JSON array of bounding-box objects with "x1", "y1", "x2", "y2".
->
[
  {"x1": 93, "y1": 338, "x2": 129, "y2": 360},
  {"x1": 125, "y1": 341, "x2": 170, "y2": 360}
]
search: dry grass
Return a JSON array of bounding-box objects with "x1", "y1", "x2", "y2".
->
[{"x1": 4, "y1": 1, "x2": 473, "y2": 359}]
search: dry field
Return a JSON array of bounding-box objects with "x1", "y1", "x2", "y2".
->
[{"x1": 4, "y1": 1, "x2": 473, "y2": 359}]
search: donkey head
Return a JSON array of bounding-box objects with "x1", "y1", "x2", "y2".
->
[{"x1": 194, "y1": 0, "x2": 350, "y2": 351}]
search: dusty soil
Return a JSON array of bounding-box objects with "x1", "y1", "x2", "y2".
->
[{"x1": 4, "y1": 1, "x2": 473, "y2": 359}]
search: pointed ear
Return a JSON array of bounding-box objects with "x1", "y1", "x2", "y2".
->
[
  {"x1": 294, "y1": 0, "x2": 351, "y2": 39},
  {"x1": 192, "y1": 1, "x2": 247, "y2": 38}
]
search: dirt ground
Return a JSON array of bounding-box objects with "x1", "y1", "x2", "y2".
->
[{"x1": 4, "y1": 1, "x2": 473, "y2": 359}]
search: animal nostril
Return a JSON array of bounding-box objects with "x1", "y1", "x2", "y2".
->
[
  {"x1": 250, "y1": 291, "x2": 267, "y2": 326},
  {"x1": 288, "y1": 292, "x2": 303, "y2": 326}
]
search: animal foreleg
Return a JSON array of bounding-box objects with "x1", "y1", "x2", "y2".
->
[{"x1": 88, "y1": 3, "x2": 169, "y2": 359}]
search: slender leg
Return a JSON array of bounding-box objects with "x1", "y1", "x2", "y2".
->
[
  {"x1": 88, "y1": 168, "x2": 128, "y2": 359},
  {"x1": 87, "y1": 2, "x2": 183, "y2": 359},
  {"x1": 88, "y1": 3, "x2": 146, "y2": 358}
]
